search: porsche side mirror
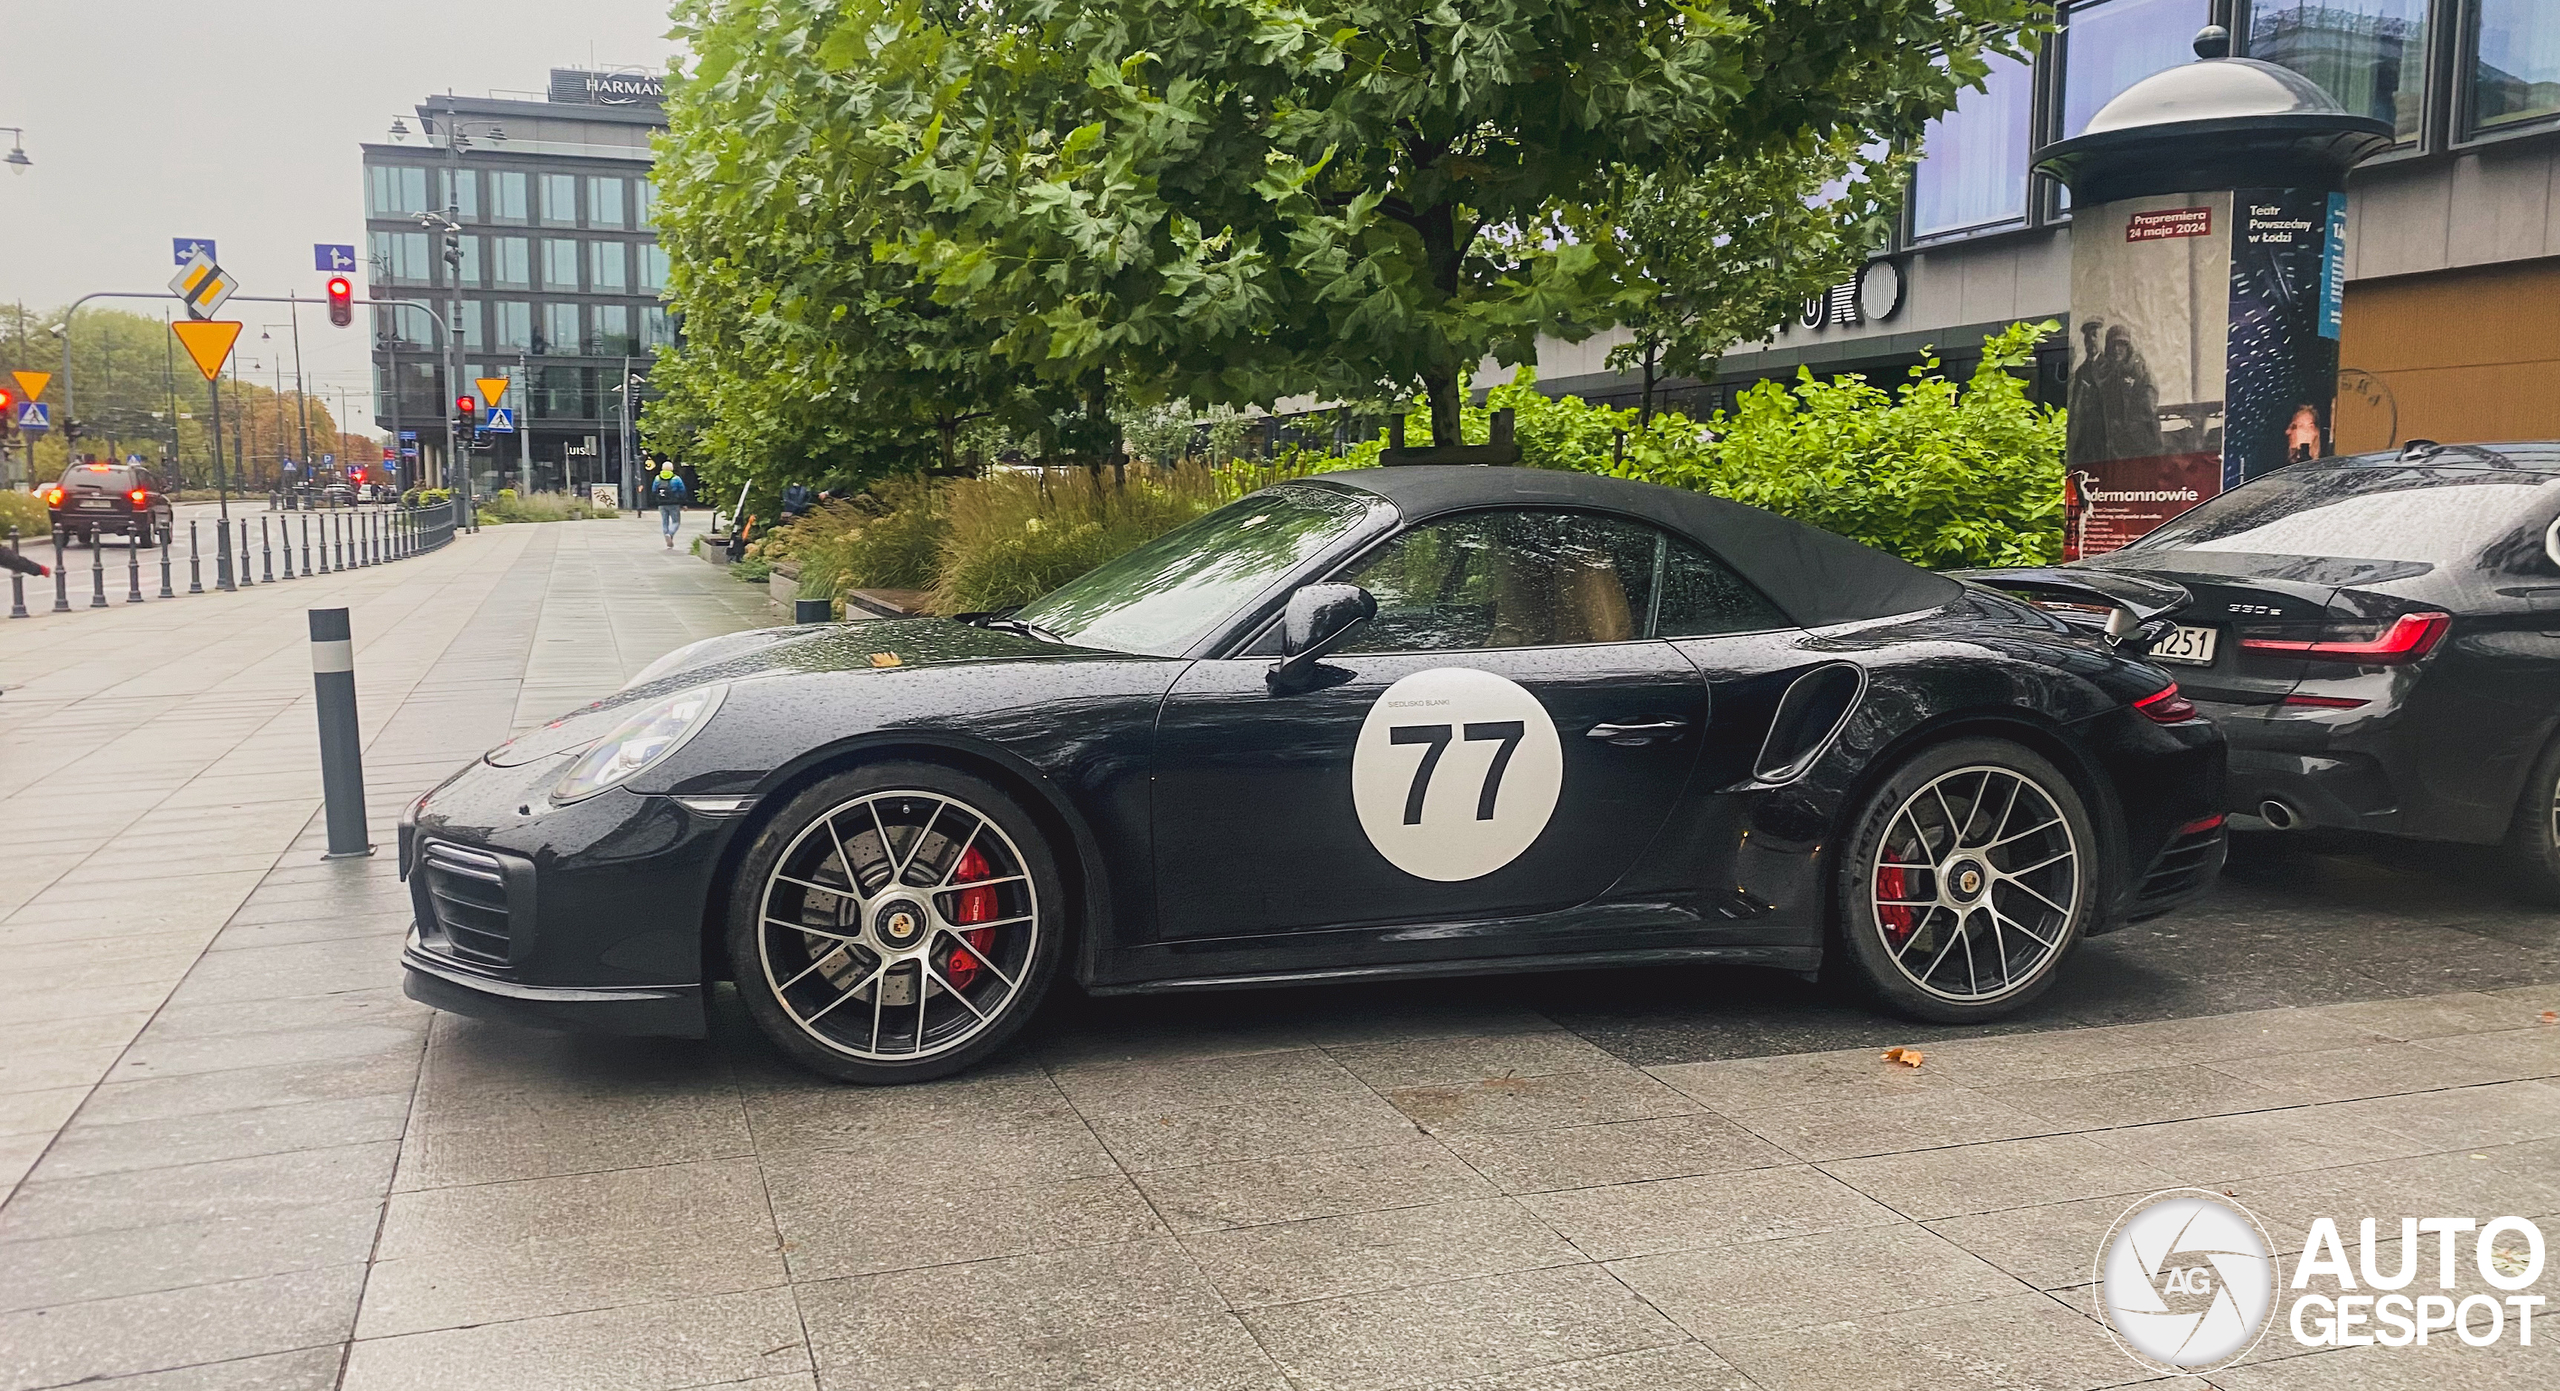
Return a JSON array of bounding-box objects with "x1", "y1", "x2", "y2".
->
[{"x1": 1268, "y1": 583, "x2": 1375, "y2": 693}]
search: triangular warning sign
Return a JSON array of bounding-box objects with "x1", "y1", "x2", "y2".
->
[
  {"x1": 172, "y1": 320, "x2": 243, "y2": 382},
  {"x1": 11, "y1": 370, "x2": 49, "y2": 403},
  {"x1": 476, "y1": 376, "x2": 511, "y2": 410}
]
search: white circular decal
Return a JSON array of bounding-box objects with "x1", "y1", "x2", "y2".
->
[
  {"x1": 2095, "y1": 1189, "x2": 2277, "y2": 1374},
  {"x1": 1352, "y1": 668, "x2": 1563, "y2": 882}
]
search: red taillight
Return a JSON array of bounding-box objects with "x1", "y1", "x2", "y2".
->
[
  {"x1": 2280, "y1": 693, "x2": 2370, "y2": 710},
  {"x1": 2175, "y1": 814, "x2": 2227, "y2": 836},
  {"x1": 944, "y1": 844, "x2": 998, "y2": 991},
  {"x1": 128, "y1": 489, "x2": 147, "y2": 505},
  {"x1": 2135, "y1": 683, "x2": 2199, "y2": 724},
  {"x1": 42, "y1": 486, "x2": 63, "y2": 506},
  {"x1": 2241, "y1": 611, "x2": 2449, "y2": 665}
]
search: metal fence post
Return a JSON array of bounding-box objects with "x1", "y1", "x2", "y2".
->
[
  {"x1": 187, "y1": 521, "x2": 203, "y2": 595},
  {"x1": 88, "y1": 538, "x2": 107, "y2": 608},
  {"x1": 261, "y1": 517, "x2": 274, "y2": 583},
  {"x1": 125, "y1": 537, "x2": 143, "y2": 603},
  {"x1": 51, "y1": 533, "x2": 69, "y2": 613},
  {"x1": 7, "y1": 527, "x2": 26, "y2": 619},
  {"x1": 309, "y1": 607, "x2": 373, "y2": 859},
  {"x1": 158, "y1": 530, "x2": 175, "y2": 599}
]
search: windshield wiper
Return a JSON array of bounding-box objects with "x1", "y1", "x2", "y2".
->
[{"x1": 958, "y1": 610, "x2": 1069, "y2": 644}]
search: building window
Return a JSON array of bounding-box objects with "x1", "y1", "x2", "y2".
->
[
  {"x1": 592, "y1": 304, "x2": 634, "y2": 356},
  {"x1": 540, "y1": 174, "x2": 579, "y2": 226},
  {"x1": 537, "y1": 365, "x2": 590, "y2": 418},
  {"x1": 542, "y1": 239, "x2": 581, "y2": 292},
  {"x1": 1910, "y1": 51, "x2": 2034, "y2": 239},
  {"x1": 489, "y1": 237, "x2": 530, "y2": 289},
  {"x1": 490, "y1": 171, "x2": 529, "y2": 223},
  {"x1": 491, "y1": 301, "x2": 532, "y2": 352},
  {"x1": 590, "y1": 241, "x2": 628, "y2": 292},
  {"x1": 440, "y1": 167, "x2": 479, "y2": 219},
  {"x1": 457, "y1": 300, "x2": 484, "y2": 351},
  {"x1": 641, "y1": 306, "x2": 673, "y2": 349},
  {"x1": 2062, "y1": 0, "x2": 2211, "y2": 139},
  {"x1": 635, "y1": 179, "x2": 658, "y2": 230},
  {"x1": 453, "y1": 236, "x2": 481, "y2": 286},
  {"x1": 368, "y1": 165, "x2": 427, "y2": 216},
  {"x1": 637, "y1": 243, "x2": 669, "y2": 293},
  {"x1": 2252, "y1": 0, "x2": 2428, "y2": 143},
  {"x1": 2469, "y1": 0, "x2": 2560, "y2": 133},
  {"x1": 369, "y1": 230, "x2": 432, "y2": 285},
  {"x1": 540, "y1": 302, "x2": 581, "y2": 356},
  {"x1": 589, "y1": 177, "x2": 626, "y2": 228},
  {"x1": 374, "y1": 303, "x2": 433, "y2": 348}
]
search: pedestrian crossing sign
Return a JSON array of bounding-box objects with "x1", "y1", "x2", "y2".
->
[{"x1": 484, "y1": 407, "x2": 517, "y2": 433}]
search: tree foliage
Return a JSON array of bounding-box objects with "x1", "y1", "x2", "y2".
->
[{"x1": 648, "y1": 0, "x2": 2050, "y2": 490}]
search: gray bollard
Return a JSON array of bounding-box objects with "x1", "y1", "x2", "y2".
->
[
  {"x1": 89, "y1": 536, "x2": 107, "y2": 607},
  {"x1": 126, "y1": 536, "x2": 143, "y2": 603},
  {"x1": 309, "y1": 607, "x2": 373, "y2": 859},
  {"x1": 158, "y1": 531, "x2": 175, "y2": 599},
  {"x1": 302, "y1": 513, "x2": 314, "y2": 574},
  {"x1": 51, "y1": 533, "x2": 69, "y2": 612},
  {"x1": 215, "y1": 514, "x2": 234, "y2": 592},
  {"x1": 239, "y1": 519, "x2": 255, "y2": 586},
  {"x1": 261, "y1": 517, "x2": 274, "y2": 583},
  {"x1": 7, "y1": 527, "x2": 27, "y2": 619},
  {"x1": 187, "y1": 521, "x2": 203, "y2": 594}
]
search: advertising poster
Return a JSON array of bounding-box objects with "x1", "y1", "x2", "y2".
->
[
  {"x1": 2063, "y1": 192, "x2": 2232, "y2": 559},
  {"x1": 2224, "y1": 188, "x2": 2344, "y2": 486}
]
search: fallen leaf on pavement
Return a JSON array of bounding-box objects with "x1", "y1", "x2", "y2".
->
[
  {"x1": 2541, "y1": 1011, "x2": 2556, "y2": 1024},
  {"x1": 1881, "y1": 1047, "x2": 1925, "y2": 1067}
]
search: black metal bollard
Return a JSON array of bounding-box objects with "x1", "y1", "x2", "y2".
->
[
  {"x1": 241, "y1": 519, "x2": 256, "y2": 586},
  {"x1": 214, "y1": 514, "x2": 234, "y2": 592},
  {"x1": 7, "y1": 527, "x2": 26, "y2": 619},
  {"x1": 89, "y1": 536, "x2": 107, "y2": 608},
  {"x1": 158, "y1": 530, "x2": 174, "y2": 599},
  {"x1": 51, "y1": 533, "x2": 69, "y2": 613},
  {"x1": 369, "y1": 512, "x2": 380, "y2": 565},
  {"x1": 279, "y1": 518, "x2": 293, "y2": 579},
  {"x1": 302, "y1": 514, "x2": 315, "y2": 574},
  {"x1": 187, "y1": 520, "x2": 203, "y2": 595},
  {"x1": 309, "y1": 607, "x2": 374, "y2": 859},
  {"x1": 125, "y1": 537, "x2": 143, "y2": 603},
  {"x1": 261, "y1": 517, "x2": 274, "y2": 583}
]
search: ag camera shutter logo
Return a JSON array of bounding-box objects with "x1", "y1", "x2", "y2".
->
[{"x1": 2096, "y1": 1189, "x2": 2278, "y2": 1373}]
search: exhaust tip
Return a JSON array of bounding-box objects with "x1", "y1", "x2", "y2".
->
[{"x1": 2257, "y1": 799, "x2": 2302, "y2": 831}]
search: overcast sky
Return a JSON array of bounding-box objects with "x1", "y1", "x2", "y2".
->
[{"x1": 0, "y1": 1, "x2": 683, "y2": 436}]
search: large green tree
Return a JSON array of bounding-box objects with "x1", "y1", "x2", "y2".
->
[{"x1": 864, "y1": 0, "x2": 2047, "y2": 442}]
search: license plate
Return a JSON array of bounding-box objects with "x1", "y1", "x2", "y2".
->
[
  {"x1": 2151, "y1": 625, "x2": 2218, "y2": 666},
  {"x1": 76, "y1": 499, "x2": 112, "y2": 510}
]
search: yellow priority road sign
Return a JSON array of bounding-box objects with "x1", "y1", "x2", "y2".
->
[
  {"x1": 171, "y1": 320, "x2": 243, "y2": 382},
  {"x1": 168, "y1": 250, "x2": 238, "y2": 319},
  {"x1": 12, "y1": 371, "x2": 50, "y2": 403},
  {"x1": 475, "y1": 376, "x2": 511, "y2": 410}
]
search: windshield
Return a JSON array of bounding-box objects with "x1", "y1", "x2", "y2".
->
[
  {"x1": 2125, "y1": 466, "x2": 2560, "y2": 569},
  {"x1": 1011, "y1": 483, "x2": 1389, "y2": 656},
  {"x1": 59, "y1": 465, "x2": 134, "y2": 488}
]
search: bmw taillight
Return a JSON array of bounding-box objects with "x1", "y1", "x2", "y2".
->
[
  {"x1": 2134, "y1": 683, "x2": 2199, "y2": 724},
  {"x1": 128, "y1": 488, "x2": 147, "y2": 505},
  {"x1": 2240, "y1": 611, "x2": 2449, "y2": 665}
]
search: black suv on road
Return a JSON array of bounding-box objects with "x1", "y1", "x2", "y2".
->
[{"x1": 45, "y1": 462, "x2": 175, "y2": 548}]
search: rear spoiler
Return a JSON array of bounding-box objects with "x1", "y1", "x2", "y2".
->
[{"x1": 1952, "y1": 567, "x2": 2193, "y2": 652}]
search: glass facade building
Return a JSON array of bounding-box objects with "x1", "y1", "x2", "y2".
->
[{"x1": 359, "y1": 72, "x2": 666, "y2": 496}]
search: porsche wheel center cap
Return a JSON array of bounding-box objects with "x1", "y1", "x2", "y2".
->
[
  {"x1": 1949, "y1": 861, "x2": 1987, "y2": 901},
  {"x1": 874, "y1": 901, "x2": 928, "y2": 948}
]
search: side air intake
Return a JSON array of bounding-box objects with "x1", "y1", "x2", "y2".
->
[{"x1": 1753, "y1": 663, "x2": 1865, "y2": 785}]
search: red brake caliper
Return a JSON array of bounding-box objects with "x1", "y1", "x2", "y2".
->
[
  {"x1": 1876, "y1": 862, "x2": 1916, "y2": 944},
  {"x1": 945, "y1": 844, "x2": 998, "y2": 990}
]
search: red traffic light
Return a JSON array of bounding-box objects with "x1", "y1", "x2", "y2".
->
[
  {"x1": 326, "y1": 276, "x2": 353, "y2": 328},
  {"x1": 456, "y1": 395, "x2": 477, "y2": 418}
]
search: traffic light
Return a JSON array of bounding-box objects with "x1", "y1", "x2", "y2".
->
[
  {"x1": 327, "y1": 276, "x2": 353, "y2": 327},
  {"x1": 0, "y1": 387, "x2": 13, "y2": 442},
  {"x1": 456, "y1": 395, "x2": 477, "y2": 426},
  {"x1": 61, "y1": 418, "x2": 83, "y2": 443}
]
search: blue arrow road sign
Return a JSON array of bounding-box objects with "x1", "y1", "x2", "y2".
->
[
  {"x1": 314, "y1": 243, "x2": 358, "y2": 273},
  {"x1": 398, "y1": 430, "x2": 417, "y2": 440},
  {"x1": 16, "y1": 401, "x2": 50, "y2": 434},
  {"x1": 173, "y1": 238, "x2": 217, "y2": 266},
  {"x1": 483, "y1": 407, "x2": 517, "y2": 433}
]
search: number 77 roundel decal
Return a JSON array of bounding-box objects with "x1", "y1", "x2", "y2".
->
[{"x1": 1352, "y1": 668, "x2": 1565, "y2": 881}]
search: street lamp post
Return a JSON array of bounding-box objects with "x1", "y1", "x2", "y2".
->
[{"x1": 405, "y1": 102, "x2": 504, "y2": 531}]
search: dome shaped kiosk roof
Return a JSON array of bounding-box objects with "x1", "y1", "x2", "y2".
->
[{"x1": 2033, "y1": 27, "x2": 2393, "y2": 203}]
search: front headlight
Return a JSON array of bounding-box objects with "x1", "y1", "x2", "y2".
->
[{"x1": 549, "y1": 684, "x2": 728, "y2": 805}]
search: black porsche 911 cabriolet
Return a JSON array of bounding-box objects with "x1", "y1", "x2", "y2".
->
[{"x1": 401, "y1": 466, "x2": 2226, "y2": 1081}]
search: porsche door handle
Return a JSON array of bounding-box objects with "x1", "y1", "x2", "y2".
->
[{"x1": 1587, "y1": 719, "x2": 1689, "y2": 746}]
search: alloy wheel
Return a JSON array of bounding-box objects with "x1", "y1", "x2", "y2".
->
[
  {"x1": 1870, "y1": 764, "x2": 2081, "y2": 1002},
  {"x1": 755, "y1": 789, "x2": 1041, "y2": 1062}
]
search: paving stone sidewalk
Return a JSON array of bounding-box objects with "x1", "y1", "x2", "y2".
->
[{"x1": 1, "y1": 514, "x2": 2554, "y2": 1391}]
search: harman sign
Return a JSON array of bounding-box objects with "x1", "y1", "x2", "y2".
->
[{"x1": 548, "y1": 68, "x2": 664, "y2": 107}]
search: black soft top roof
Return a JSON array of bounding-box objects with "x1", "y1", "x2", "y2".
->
[{"x1": 1314, "y1": 466, "x2": 1960, "y2": 629}]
